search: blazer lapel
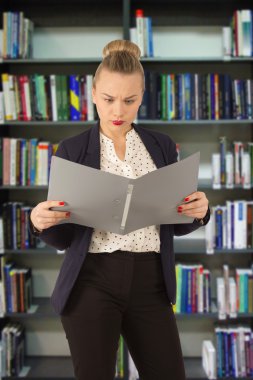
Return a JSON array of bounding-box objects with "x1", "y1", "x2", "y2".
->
[
  {"x1": 133, "y1": 124, "x2": 166, "y2": 169},
  {"x1": 83, "y1": 122, "x2": 167, "y2": 170},
  {"x1": 84, "y1": 122, "x2": 101, "y2": 169}
]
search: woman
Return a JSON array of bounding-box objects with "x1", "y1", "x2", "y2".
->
[{"x1": 30, "y1": 40, "x2": 209, "y2": 380}]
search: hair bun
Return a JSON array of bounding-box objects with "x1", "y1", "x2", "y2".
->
[{"x1": 102, "y1": 40, "x2": 141, "y2": 60}]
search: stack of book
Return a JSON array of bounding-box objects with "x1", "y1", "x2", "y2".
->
[
  {"x1": 206, "y1": 201, "x2": 253, "y2": 250},
  {"x1": 174, "y1": 263, "x2": 211, "y2": 314},
  {"x1": 0, "y1": 137, "x2": 58, "y2": 186},
  {"x1": 1, "y1": 73, "x2": 95, "y2": 122},
  {"x1": 212, "y1": 137, "x2": 253, "y2": 189},
  {"x1": 2, "y1": 12, "x2": 34, "y2": 59},
  {"x1": 215, "y1": 325, "x2": 253, "y2": 377}
]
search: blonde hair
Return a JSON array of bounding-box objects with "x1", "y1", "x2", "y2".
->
[{"x1": 93, "y1": 40, "x2": 145, "y2": 90}]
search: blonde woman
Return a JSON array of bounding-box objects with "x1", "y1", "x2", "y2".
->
[{"x1": 30, "y1": 40, "x2": 209, "y2": 380}]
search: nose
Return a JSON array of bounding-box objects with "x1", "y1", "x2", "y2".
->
[{"x1": 113, "y1": 101, "x2": 124, "y2": 119}]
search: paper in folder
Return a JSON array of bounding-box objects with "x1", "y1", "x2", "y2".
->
[{"x1": 47, "y1": 152, "x2": 200, "y2": 235}]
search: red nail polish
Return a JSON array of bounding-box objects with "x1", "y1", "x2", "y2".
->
[
  {"x1": 59, "y1": 202, "x2": 65, "y2": 205},
  {"x1": 66, "y1": 212, "x2": 70, "y2": 217},
  {"x1": 184, "y1": 197, "x2": 190, "y2": 202},
  {"x1": 178, "y1": 210, "x2": 182, "y2": 213},
  {"x1": 178, "y1": 207, "x2": 183, "y2": 211}
]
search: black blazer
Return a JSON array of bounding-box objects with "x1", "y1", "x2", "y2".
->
[{"x1": 31, "y1": 122, "x2": 210, "y2": 315}]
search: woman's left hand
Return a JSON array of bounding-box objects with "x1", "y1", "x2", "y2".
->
[{"x1": 177, "y1": 191, "x2": 209, "y2": 219}]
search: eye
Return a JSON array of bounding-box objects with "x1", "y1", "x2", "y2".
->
[
  {"x1": 125, "y1": 100, "x2": 134, "y2": 104},
  {"x1": 104, "y1": 98, "x2": 113, "y2": 103}
]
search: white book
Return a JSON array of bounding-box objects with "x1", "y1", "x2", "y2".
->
[
  {"x1": 221, "y1": 206, "x2": 227, "y2": 249},
  {"x1": 86, "y1": 75, "x2": 94, "y2": 121},
  {"x1": 238, "y1": 326, "x2": 246, "y2": 376},
  {"x1": 226, "y1": 201, "x2": 232, "y2": 249},
  {"x1": 136, "y1": 15, "x2": 145, "y2": 57},
  {"x1": 225, "y1": 151, "x2": 234, "y2": 188},
  {"x1": 10, "y1": 138, "x2": 17, "y2": 186},
  {"x1": 202, "y1": 340, "x2": 216, "y2": 379},
  {"x1": 229, "y1": 277, "x2": 237, "y2": 318},
  {"x1": 217, "y1": 277, "x2": 226, "y2": 320},
  {"x1": 234, "y1": 200, "x2": 247, "y2": 249},
  {"x1": 241, "y1": 10, "x2": 252, "y2": 57},
  {"x1": 246, "y1": 79, "x2": 252, "y2": 119},
  {"x1": 222, "y1": 26, "x2": 231, "y2": 56},
  {"x1": 212, "y1": 153, "x2": 221, "y2": 189},
  {"x1": 2, "y1": 73, "x2": 12, "y2": 120},
  {"x1": 223, "y1": 264, "x2": 230, "y2": 315},
  {"x1": 50, "y1": 75, "x2": 58, "y2": 121},
  {"x1": 37, "y1": 141, "x2": 49, "y2": 185},
  {"x1": 205, "y1": 213, "x2": 214, "y2": 254},
  {"x1": 0, "y1": 91, "x2": 4, "y2": 124},
  {"x1": 242, "y1": 151, "x2": 251, "y2": 189}
]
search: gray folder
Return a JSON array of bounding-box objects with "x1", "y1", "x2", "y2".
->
[{"x1": 47, "y1": 152, "x2": 200, "y2": 235}]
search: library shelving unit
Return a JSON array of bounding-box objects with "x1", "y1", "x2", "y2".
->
[
  {"x1": 131, "y1": 0, "x2": 253, "y2": 379},
  {"x1": 1, "y1": 0, "x2": 253, "y2": 379}
]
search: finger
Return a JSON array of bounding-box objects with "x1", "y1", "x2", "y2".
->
[
  {"x1": 41, "y1": 200, "x2": 66, "y2": 210},
  {"x1": 183, "y1": 191, "x2": 205, "y2": 203},
  {"x1": 36, "y1": 213, "x2": 71, "y2": 225},
  {"x1": 42, "y1": 210, "x2": 70, "y2": 219},
  {"x1": 178, "y1": 200, "x2": 206, "y2": 212}
]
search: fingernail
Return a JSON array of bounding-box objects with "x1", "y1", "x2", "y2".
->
[
  {"x1": 178, "y1": 210, "x2": 182, "y2": 213},
  {"x1": 59, "y1": 202, "x2": 65, "y2": 205},
  {"x1": 66, "y1": 212, "x2": 70, "y2": 217},
  {"x1": 184, "y1": 197, "x2": 190, "y2": 201},
  {"x1": 178, "y1": 207, "x2": 183, "y2": 212}
]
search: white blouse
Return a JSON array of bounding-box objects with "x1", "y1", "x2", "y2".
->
[{"x1": 88, "y1": 128, "x2": 160, "y2": 253}]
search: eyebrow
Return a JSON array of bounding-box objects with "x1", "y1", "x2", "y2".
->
[{"x1": 102, "y1": 93, "x2": 138, "y2": 99}]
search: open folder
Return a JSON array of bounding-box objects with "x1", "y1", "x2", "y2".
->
[{"x1": 47, "y1": 152, "x2": 200, "y2": 235}]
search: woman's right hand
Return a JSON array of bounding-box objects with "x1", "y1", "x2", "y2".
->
[{"x1": 30, "y1": 201, "x2": 70, "y2": 232}]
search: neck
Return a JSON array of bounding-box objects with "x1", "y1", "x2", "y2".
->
[{"x1": 99, "y1": 123, "x2": 133, "y2": 140}]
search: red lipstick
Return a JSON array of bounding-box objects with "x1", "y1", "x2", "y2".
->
[{"x1": 112, "y1": 120, "x2": 124, "y2": 126}]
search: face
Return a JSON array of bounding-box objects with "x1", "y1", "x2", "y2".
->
[{"x1": 92, "y1": 69, "x2": 143, "y2": 134}]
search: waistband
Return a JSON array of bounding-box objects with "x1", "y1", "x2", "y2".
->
[{"x1": 87, "y1": 250, "x2": 161, "y2": 261}]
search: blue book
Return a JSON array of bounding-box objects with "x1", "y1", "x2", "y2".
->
[
  {"x1": 69, "y1": 75, "x2": 80, "y2": 121},
  {"x1": 4, "y1": 262, "x2": 15, "y2": 312},
  {"x1": 184, "y1": 73, "x2": 191, "y2": 120},
  {"x1": 146, "y1": 17, "x2": 154, "y2": 57},
  {"x1": 215, "y1": 207, "x2": 223, "y2": 249},
  {"x1": 181, "y1": 267, "x2": 187, "y2": 313}
]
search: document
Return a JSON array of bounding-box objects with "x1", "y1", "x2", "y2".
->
[{"x1": 47, "y1": 152, "x2": 200, "y2": 235}]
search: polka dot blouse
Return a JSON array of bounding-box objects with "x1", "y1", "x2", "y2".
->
[{"x1": 88, "y1": 128, "x2": 160, "y2": 253}]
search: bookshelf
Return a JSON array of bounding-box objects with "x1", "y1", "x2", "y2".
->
[{"x1": 1, "y1": 0, "x2": 253, "y2": 379}]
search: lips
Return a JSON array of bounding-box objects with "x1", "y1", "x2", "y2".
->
[{"x1": 112, "y1": 120, "x2": 124, "y2": 126}]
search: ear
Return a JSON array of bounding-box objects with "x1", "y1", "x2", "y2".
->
[{"x1": 92, "y1": 87, "x2": 96, "y2": 104}]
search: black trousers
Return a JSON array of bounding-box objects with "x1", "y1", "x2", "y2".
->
[{"x1": 61, "y1": 250, "x2": 186, "y2": 380}]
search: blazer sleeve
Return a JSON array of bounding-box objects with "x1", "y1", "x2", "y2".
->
[
  {"x1": 29, "y1": 141, "x2": 76, "y2": 250},
  {"x1": 173, "y1": 206, "x2": 210, "y2": 236}
]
